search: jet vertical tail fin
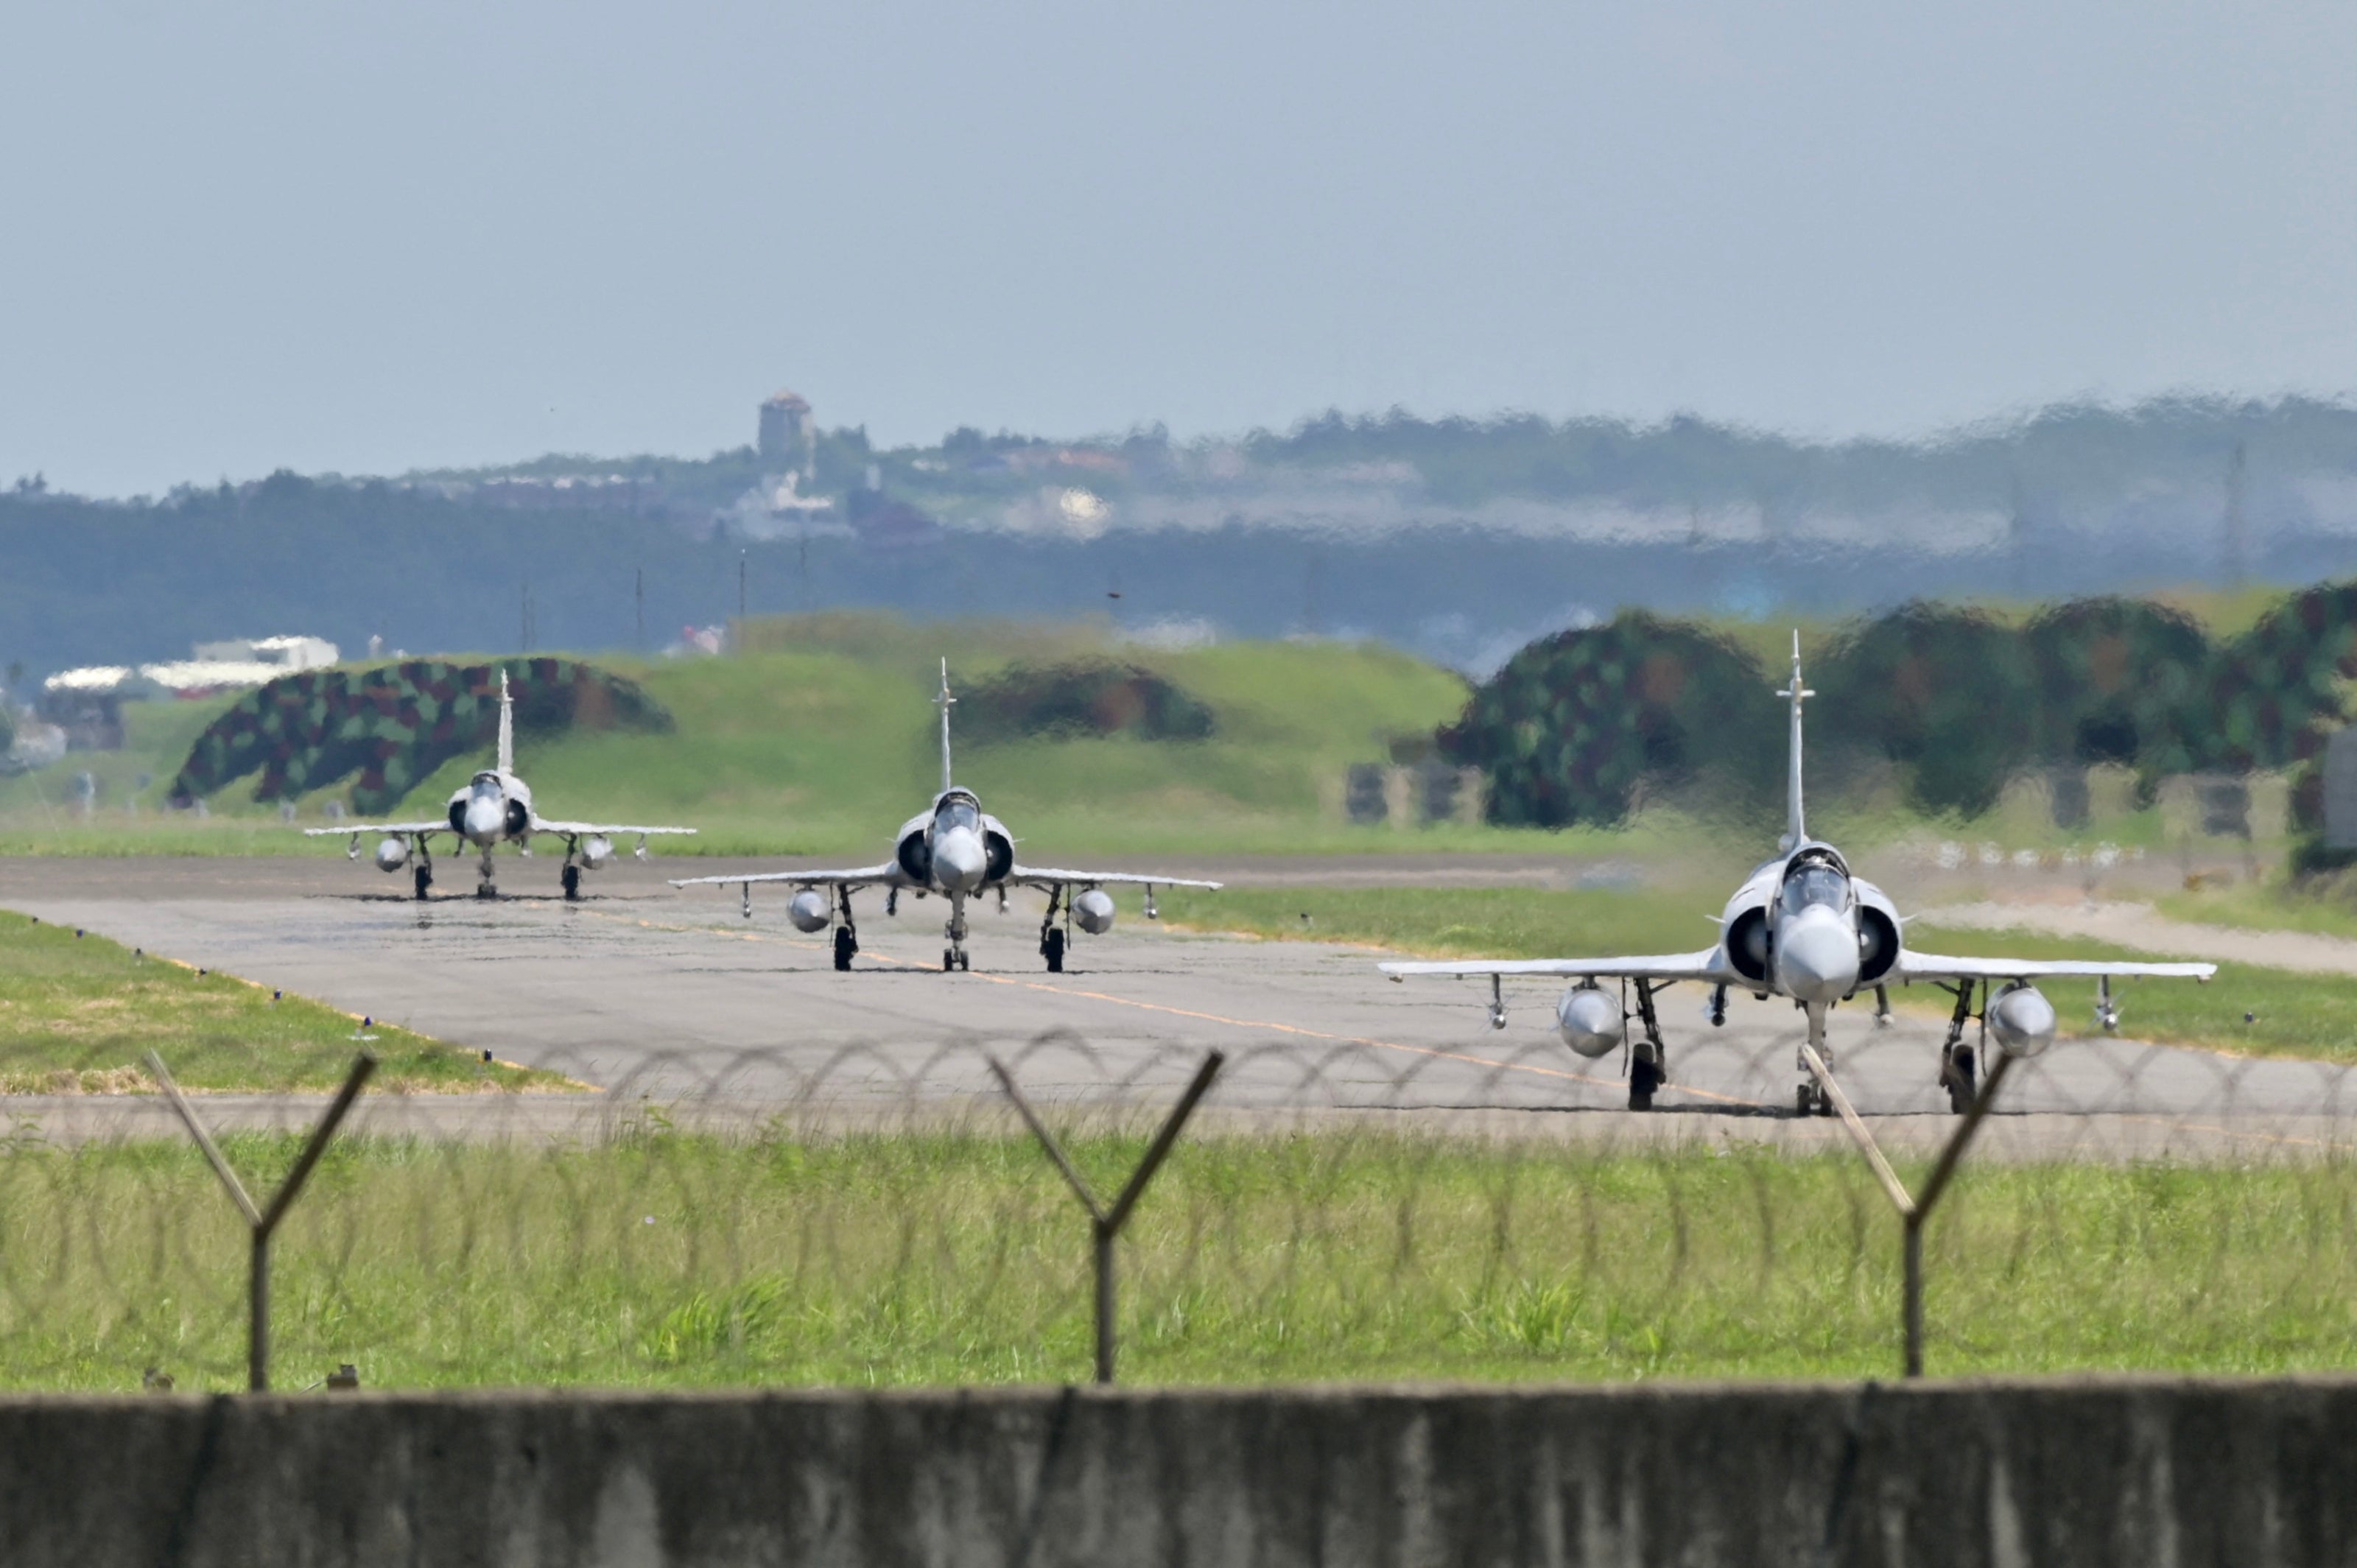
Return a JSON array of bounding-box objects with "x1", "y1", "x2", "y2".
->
[
  {"x1": 1777, "y1": 630, "x2": 1811, "y2": 851},
  {"x1": 497, "y1": 669, "x2": 515, "y2": 775},
  {"x1": 936, "y1": 657, "x2": 955, "y2": 794}
]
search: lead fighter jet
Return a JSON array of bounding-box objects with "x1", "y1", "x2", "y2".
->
[
  {"x1": 307, "y1": 672, "x2": 696, "y2": 899},
  {"x1": 1381, "y1": 635, "x2": 2215, "y2": 1113},
  {"x1": 670, "y1": 661, "x2": 1220, "y2": 971}
]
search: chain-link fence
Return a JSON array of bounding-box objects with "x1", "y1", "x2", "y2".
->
[{"x1": 4, "y1": 1027, "x2": 2357, "y2": 1393}]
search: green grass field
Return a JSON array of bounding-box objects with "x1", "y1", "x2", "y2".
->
[
  {"x1": 409, "y1": 630, "x2": 1500, "y2": 857},
  {"x1": 0, "y1": 910, "x2": 561, "y2": 1092},
  {"x1": 6, "y1": 1128, "x2": 2354, "y2": 1391},
  {"x1": 1159, "y1": 885, "x2": 2357, "y2": 1063}
]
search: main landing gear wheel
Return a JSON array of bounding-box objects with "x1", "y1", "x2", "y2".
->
[
  {"x1": 1795, "y1": 1083, "x2": 1833, "y2": 1118},
  {"x1": 561, "y1": 864, "x2": 581, "y2": 901},
  {"x1": 958, "y1": 950, "x2": 970, "y2": 971},
  {"x1": 412, "y1": 865, "x2": 432, "y2": 901},
  {"x1": 1043, "y1": 927, "x2": 1065, "y2": 973},
  {"x1": 1941, "y1": 1045, "x2": 1978, "y2": 1115},
  {"x1": 1629, "y1": 1054, "x2": 1662, "y2": 1111},
  {"x1": 833, "y1": 927, "x2": 857, "y2": 972}
]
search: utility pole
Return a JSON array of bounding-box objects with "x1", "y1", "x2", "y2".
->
[{"x1": 2224, "y1": 442, "x2": 2249, "y2": 587}]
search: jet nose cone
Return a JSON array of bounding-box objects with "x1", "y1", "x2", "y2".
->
[
  {"x1": 463, "y1": 797, "x2": 505, "y2": 843},
  {"x1": 1777, "y1": 907, "x2": 1860, "y2": 1005},
  {"x1": 933, "y1": 826, "x2": 986, "y2": 893}
]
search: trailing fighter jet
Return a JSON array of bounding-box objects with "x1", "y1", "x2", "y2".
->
[
  {"x1": 307, "y1": 672, "x2": 695, "y2": 900},
  {"x1": 670, "y1": 660, "x2": 1220, "y2": 972},
  {"x1": 1380, "y1": 635, "x2": 2215, "y2": 1114}
]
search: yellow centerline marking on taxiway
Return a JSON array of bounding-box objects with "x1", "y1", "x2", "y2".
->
[{"x1": 586, "y1": 907, "x2": 1761, "y2": 1108}]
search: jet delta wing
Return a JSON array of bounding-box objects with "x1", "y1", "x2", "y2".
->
[
  {"x1": 320, "y1": 818, "x2": 449, "y2": 838},
  {"x1": 530, "y1": 820, "x2": 701, "y2": 841},
  {"x1": 670, "y1": 659, "x2": 1219, "y2": 973},
  {"x1": 669, "y1": 863, "x2": 901, "y2": 891},
  {"x1": 1008, "y1": 867, "x2": 1223, "y2": 892},
  {"x1": 1377, "y1": 633, "x2": 2214, "y2": 1115},
  {"x1": 1893, "y1": 952, "x2": 2216, "y2": 984},
  {"x1": 305, "y1": 671, "x2": 694, "y2": 900},
  {"x1": 1379, "y1": 951, "x2": 1729, "y2": 982}
]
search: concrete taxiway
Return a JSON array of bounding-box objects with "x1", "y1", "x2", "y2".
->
[{"x1": 0, "y1": 857, "x2": 2343, "y2": 1161}]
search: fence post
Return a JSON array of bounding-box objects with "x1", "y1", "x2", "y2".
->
[
  {"x1": 1800, "y1": 1039, "x2": 2014, "y2": 1377},
  {"x1": 150, "y1": 1050, "x2": 377, "y2": 1391},
  {"x1": 990, "y1": 1051, "x2": 1223, "y2": 1385}
]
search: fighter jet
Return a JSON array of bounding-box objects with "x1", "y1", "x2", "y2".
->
[
  {"x1": 670, "y1": 660, "x2": 1220, "y2": 972},
  {"x1": 1380, "y1": 635, "x2": 2216, "y2": 1113},
  {"x1": 306, "y1": 672, "x2": 695, "y2": 900}
]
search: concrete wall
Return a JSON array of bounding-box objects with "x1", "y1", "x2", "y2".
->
[{"x1": 4, "y1": 1377, "x2": 2354, "y2": 1567}]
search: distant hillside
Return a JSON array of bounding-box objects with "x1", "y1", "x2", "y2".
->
[
  {"x1": 7, "y1": 396, "x2": 2357, "y2": 681},
  {"x1": 0, "y1": 618, "x2": 1480, "y2": 858}
]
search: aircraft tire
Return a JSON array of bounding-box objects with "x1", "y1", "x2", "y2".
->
[
  {"x1": 561, "y1": 865, "x2": 581, "y2": 901},
  {"x1": 833, "y1": 928, "x2": 855, "y2": 971},
  {"x1": 1044, "y1": 928, "x2": 1065, "y2": 973},
  {"x1": 943, "y1": 949, "x2": 955, "y2": 972},
  {"x1": 412, "y1": 865, "x2": 432, "y2": 901},
  {"x1": 1945, "y1": 1046, "x2": 1977, "y2": 1114},
  {"x1": 1629, "y1": 1056, "x2": 1660, "y2": 1112}
]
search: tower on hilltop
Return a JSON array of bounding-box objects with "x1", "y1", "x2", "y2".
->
[{"x1": 758, "y1": 391, "x2": 815, "y2": 480}]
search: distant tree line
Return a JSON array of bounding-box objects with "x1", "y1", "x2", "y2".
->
[{"x1": 1441, "y1": 586, "x2": 2357, "y2": 843}]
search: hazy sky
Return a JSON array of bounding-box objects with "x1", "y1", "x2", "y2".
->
[{"x1": 4, "y1": 0, "x2": 2353, "y2": 495}]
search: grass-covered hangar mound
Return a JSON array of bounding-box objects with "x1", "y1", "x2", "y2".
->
[
  {"x1": 958, "y1": 659, "x2": 1215, "y2": 745},
  {"x1": 168, "y1": 658, "x2": 672, "y2": 815},
  {"x1": 1443, "y1": 587, "x2": 2357, "y2": 843}
]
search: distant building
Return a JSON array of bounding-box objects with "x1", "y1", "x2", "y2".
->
[
  {"x1": 38, "y1": 668, "x2": 133, "y2": 750},
  {"x1": 190, "y1": 635, "x2": 340, "y2": 671},
  {"x1": 717, "y1": 471, "x2": 845, "y2": 544},
  {"x1": 758, "y1": 391, "x2": 816, "y2": 478},
  {"x1": 38, "y1": 636, "x2": 344, "y2": 748}
]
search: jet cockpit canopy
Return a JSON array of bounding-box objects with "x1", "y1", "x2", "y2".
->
[{"x1": 1780, "y1": 851, "x2": 1851, "y2": 916}]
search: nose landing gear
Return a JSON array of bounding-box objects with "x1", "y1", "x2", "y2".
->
[
  {"x1": 475, "y1": 843, "x2": 498, "y2": 899},
  {"x1": 1794, "y1": 1003, "x2": 1836, "y2": 1117},
  {"x1": 944, "y1": 896, "x2": 970, "y2": 971}
]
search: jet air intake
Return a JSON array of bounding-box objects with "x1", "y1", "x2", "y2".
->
[
  {"x1": 1073, "y1": 888, "x2": 1117, "y2": 935},
  {"x1": 896, "y1": 832, "x2": 932, "y2": 885},
  {"x1": 1556, "y1": 985, "x2": 1623, "y2": 1058}
]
